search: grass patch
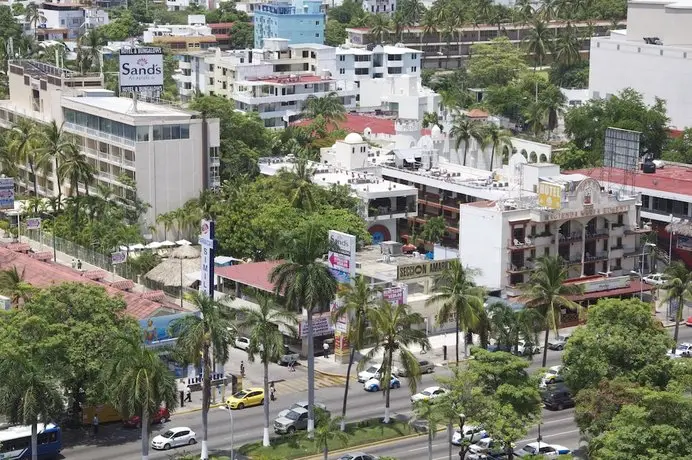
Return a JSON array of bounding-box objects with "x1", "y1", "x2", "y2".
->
[{"x1": 238, "y1": 418, "x2": 416, "y2": 460}]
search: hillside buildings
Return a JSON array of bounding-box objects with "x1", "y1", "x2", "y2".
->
[
  {"x1": 143, "y1": 15, "x2": 218, "y2": 51},
  {"x1": 0, "y1": 60, "x2": 220, "y2": 236},
  {"x1": 589, "y1": 0, "x2": 692, "y2": 129},
  {"x1": 345, "y1": 20, "x2": 613, "y2": 69},
  {"x1": 253, "y1": 0, "x2": 325, "y2": 48}
]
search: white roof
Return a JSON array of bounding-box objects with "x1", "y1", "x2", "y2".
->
[
  {"x1": 62, "y1": 97, "x2": 196, "y2": 118},
  {"x1": 0, "y1": 424, "x2": 56, "y2": 442}
]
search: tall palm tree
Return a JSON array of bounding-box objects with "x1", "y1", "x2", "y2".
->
[
  {"x1": 270, "y1": 223, "x2": 338, "y2": 436},
  {"x1": 363, "y1": 300, "x2": 429, "y2": 422},
  {"x1": 449, "y1": 114, "x2": 485, "y2": 166},
  {"x1": 80, "y1": 28, "x2": 103, "y2": 72},
  {"x1": 24, "y1": 3, "x2": 44, "y2": 40},
  {"x1": 521, "y1": 255, "x2": 583, "y2": 367},
  {"x1": 481, "y1": 123, "x2": 512, "y2": 171},
  {"x1": 420, "y1": 10, "x2": 440, "y2": 51},
  {"x1": 156, "y1": 212, "x2": 175, "y2": 240},
  {"x1": 369, "y1": 14, "x2": 391, "y2": 43},
  {"x1": 0, "y1": 266, "x2": 34, "y2": 307},
  {"x1": 302, "y1": 92, "x2": 346, "y2": 125},
  {"x1": 426, "y1": 260, "x2": 484, "y2": 362},
  {"x1": 0, "y1": 132, "x2": 18, "y2": 178},
  {"x1": 514, "y1": 0, "x2": 535, "y2": 24},
  {"x1": 9, "y1": 118, "x2": 42, "y2": 200},
  {"x1": 332, "y1": 275, "x2": 380, "y2": 431},
  {"x1": 538, "y1": 85, "x2": 567, "y2": 135},
  {"x1": 237, "y1": 293, "x2": 297, "y2": 446},
  {"x1": 538, "y1": 0, "x2": 559, "y2": 21},
  {"x1": 525, "y1": 19, "x2": 553, "y2": 70},
  {"x1": 554, "y1": 25, "x2": 582, "y2": 67},
  {"x1": 171, "y1": 292, "x2": 235, "y2": 460},
  {"x1": 0, "y1": 356, "x2": 63, "y2": 460},
  {"x1": 313, "y1": 413, "x2": 348, "y2": 460},
  {"x1": 288, "y1": 156, "x2": 316, "y2": 211},
  {"x1": 59, "y1": 144, "x2": 95, "y2": 199},
  {"x1": 38, "y1": 121, "x2": 74, "y2": 203},
  {"x1": 413, "y1": 400, "x2": 444, "y2": 460},
  {"x1": 523, "y1": 102, "x2": 546, "y2": 139},
  {"x1": 103, "y1": 334, "x2": 178, "y2": 460},
  {"x1": 662, "y1": 261, "x2": 692, "y2": 354}
]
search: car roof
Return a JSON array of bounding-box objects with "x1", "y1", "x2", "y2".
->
[
  {"x1": 290, "y1": 407, "x2": 309, "y2": 415},
  {"x1": 245, "y1": 387, "x2": 264, "y2": 392},
  {"x1": 422, "y1": 386, "x2": 441, "y2": 391},
  {"x1": 169, "y1": 426, "x2": 192, "y2": 432}
]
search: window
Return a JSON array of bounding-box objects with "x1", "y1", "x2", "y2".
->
[
  {"x1": 339, "y1": 68, "x2": 345, "y2": 74},
  {"x1": 339, "y1": 55, "x2": 345, "y2": 61},
  {"x1": 315, "y1": 21, "x2": 320, "y2": 25},
  {"x1": 411, "y1": 66, "x2": 417, "y2": 72},
  {"x1": 355, "y1": 68, "x2": 369, "y2": 75},
  {"x1": 152, "y1": 124, "x2": 190, "y2": 141},
  {"x1": 136, "y1": 126, "x2": 149, "y2": 141}
]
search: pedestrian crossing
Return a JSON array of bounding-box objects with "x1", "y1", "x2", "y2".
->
[{"x1": 242, "y1": 371, "x2": 348, "y2": 395}]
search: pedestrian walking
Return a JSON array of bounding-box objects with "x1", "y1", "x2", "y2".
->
[
  {"x1": 71, "y1": 259, "x2": 76, "y2": 269},
  {"x1": 77, "y1": 259, "x2": 83, "y2": 270},
  {"x1": 92, "y1": 414, "x2": 99, "y2": 436},
  {"x1": 323, "y1": 341, "x2": 329, "y2": 359},
  {"x1": 240, "y1": 360, "x2": 245, "y2": 377},
  {"x1": 288, "y1": 358, "x2": 296, "y2": 372},
  {"x1": 269, "y1": 382, "x2": 276, "y2": 401},
  {"x1": 185, "y1": 385, "x2": 192, "y2": 402}
]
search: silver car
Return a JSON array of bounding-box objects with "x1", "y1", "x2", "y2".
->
[
  {"x1": 398, "y1": 360, "x2": 435, "y2": 376},
  {"x1": 336, "y1": 453, "x2": 379, "y2": 460},
  {"x1": 276, "y1": 401, "x2": 327, "y2": 419},
  {"x1": 274, "y1": 407, "x2": 309, "y2": 434}
]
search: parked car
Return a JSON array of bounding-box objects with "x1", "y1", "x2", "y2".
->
[
  {"x1": 467, "y1": 438, "x2": 509, "y2": 460},
  {"x1": 123, "y1": 407, "x2": 170, "y2": 428},
  {"x1": 397, "y1": 359, "x2": 435, "y2": 376},
  {"x1": 515, "y1": 441, "x2": 571, "y2": 457},
  {"x1": 358, "y1": 364, "x2": 383, "y2": 383},
  {"x1": 273, "y1": 407, "x2": 309, "y2": 434},
  {"x1": 151, "y1": 427, "x2": 196, "y2": 450},
  {"x1": 363, "y1": 375, "x2": 401, "y2": 392},
  {"x1": 547, "y1": 334, "x2": 571, "y2": 351},
  {"x1": 336, "y1": 453, "x2": 379, "y2": 460},
  {"x1": 277, "y1": 346, "x2": 300, "y2": 366},
  {"x1": 542, "y1": 388, "x2": 575, "y2": 410},
  {"x1": 686, "y1": 316, "x2": 692, "y2": 327},
  {"x1": 225, "y1": 387, "x2": 264, "y2": 409},
  {"x1": 539, "y1": 365, "x2": 564, "y2": 389},
  {"x1": 235, "y1": 337, "x2": 250, "y2": 350},
  {"x1": 276, "y1": 401, "x2": 328, "y2": 419},
  {"x1": 643, "y1": 273, "x2": 668, "y2": 286},
  {"x1": 451, "y1": 425, "x2": 489, "y2": 445},
  {"x1": 410, "y1": 386, "x2": 448, "y2": 403},
  {"x1": 515, "y1": 340, "x2": 541, "y2": 356},
  {"x1": 674, "y1": 342, "x2": 692, "y2": 357}
]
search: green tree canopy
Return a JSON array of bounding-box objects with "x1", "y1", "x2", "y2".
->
[{"x1": 467, "y1": 37, "x2": 528, "y2": 88}]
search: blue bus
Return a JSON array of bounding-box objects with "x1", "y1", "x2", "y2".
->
[{"x1": 0, "y1": 423, "x2": 62, "y2": 459}]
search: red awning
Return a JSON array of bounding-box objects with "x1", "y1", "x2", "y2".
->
[{"x1": 568, "y1": 279, "x2": 654, "y2": 301}]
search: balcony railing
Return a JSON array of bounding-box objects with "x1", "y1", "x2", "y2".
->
[
  {"x1": 558, "y1": 232, "x2": 582, "y2": 243},
  {"x1": 585, "y1": 228, "x2": 609, "y2": 240},
  {"x1": 584, "y1": 252, "x2": 608, "y2": 262},
  {"x1": 625, "y1": 225, "x2": 652, "y2": 235},
  {"x1": 508, "y1": 238, "x2": 535, "y2": 250}
]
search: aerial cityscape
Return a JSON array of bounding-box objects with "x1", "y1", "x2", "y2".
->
[{"x1": 0, "y1": 0, "x2": 690, "y2": 459}]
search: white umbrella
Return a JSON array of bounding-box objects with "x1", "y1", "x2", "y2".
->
[
  {"x1": 176, "y1": 239, "x2": 192, "y2": 246},
  {"x1": 146, "y1": 241, "x2": 163, "y2": 249},
  {"x1": 129, "y1": 243, "x2": 145, "y2": 251},
  {"x1": 160, "y1": 240, "x2": 176, "y2": 247}
]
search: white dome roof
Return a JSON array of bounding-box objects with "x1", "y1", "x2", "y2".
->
[
  {"x1": 344, "y1": 132, "x2": 363, "y2": 144},
  {"x1": 431, "y1": 124, "x2": 441, "y2": 135}
]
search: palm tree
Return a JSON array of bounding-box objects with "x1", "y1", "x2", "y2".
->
[
  {"x1": 288, "y1": 156, "x2": 316, "y2": 211},
  {"x1": 40, "y1": 121, "x2": 79, "y2": 206},
  {"x1": 421, "y1": 10, "x2": 440, "y2": 50},
  {"x1": 80, "y1": 28, "x2": 103, "y2": 72},
  {"x1": 554, "y1": 25, "x2": 582, "y2": 67},
  {"x1": 426, "y1": 260, "x2": 484, "y2": 362},
  {"x1": 171, "y1": 292, "x2": 235, "y2": 460},
  {"x1": 391, "y1": 11, "x2": 407, "y2": 42},
  {"x1": 538, "y1": 85, "x2": 567, "y2": 135},
  {"x1": 449, "y1": 114, "x2": 485, "y2": 166},
  {"x1": 0, "y1": 132, "x2": 18, "y2": 178},
  {"x1": 481, "y1": 123, "x2": 512, "y2": 171},
  {"x1": 313, "y1": 413, "x2": 348, "y2": 460},
  {"x1": 413, "y1": 401, "x2": 444, "y2": 460},
  {"x1": 270, "y1": 222, "x2": 338, "y2": 436},
  {"x1": 24, "y1": 3, "x2": 44, "y2": 40},
  {"x1": 514, "y1": 0, "x2": 535, "y2": 24},
  {"x1": 0, "y1": 356, "x2": 63, "y2": 460},
  {"x1": 369, "y1": 14, "x2": 391, "y2": 43},
  {"x1": 0, "y1": 266, "x2": 34, "y2": 307},
  {"x1": 302, "y1": 92, "x2": 346, "y2": 125},
  {"x1": 523, "y1": 102, "x2": 546, "y2": 138},
  {"x1": 332, "y1": 275, "x2": 380, "y2": 431},
  {"x1": 662, "y1": 262, "x2": 692, "y2": 354},
  {"x1": 8, "y1": 118, "x2": 42, "y2": 199},
  {"x1": 59, "y1": 144, "x2": 95, "y2": 199},
  {"x1": 103, "y1": 334, "x2": 178, "y2": 460},
  {"x1": 538, "y1": 0, "x2": 559, "y2": 21},
  {"x1": 521, "y1": 255, "x2": 583, "y2": 367},
  {"x1": 363, "y1": 300, "x2": 429, "y2": 422},
  {"x1": 237, "y1": 293, "x2": 297, "y2": 446},
  {"x1": 156, "y1": 212, "x2": 175, "y2": 240},
  {"x1": 525, "y1": 19, "x2": 553, "y2": 70}
]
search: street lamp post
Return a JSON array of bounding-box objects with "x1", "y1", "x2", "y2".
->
[
  {"x1": 219, "y1": 406, "x2": 234, "y2": 459},
  {"x1": 41, "y1": 212, "x2": 57, "y2": 263}
]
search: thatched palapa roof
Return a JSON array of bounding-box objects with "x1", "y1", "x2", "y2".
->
[
  {"x1": 144, "y1": 245, "x2": 202, "y2": 288},
  {"x1": 666, "y1": 218, "x2": 692, "y2": 237}
]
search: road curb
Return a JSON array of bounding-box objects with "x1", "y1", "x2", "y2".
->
[
  {"x1": 175, "y1": 402, "x2": 225, "y2": 416},
  {"x1": 314, "y1": 368, "x2": 349, "y2": 379}
]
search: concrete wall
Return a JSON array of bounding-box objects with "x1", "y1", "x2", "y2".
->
[{"x1": 459, "y1": 203, "x2": 506, "y2": 290}]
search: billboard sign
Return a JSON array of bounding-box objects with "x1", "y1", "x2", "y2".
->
[
  {"x1": 119, "y1": 47, "x2": 164, "y2": 93},
  {"x1": 26, "y1": 217, "x2": 41, "y2": 230},
  {"x1": 300, "y1": 316, "x2": 334, "y2": 338},
  {"x1": 111, "y1": 251, "x2": 127, "y2": 265},
  {"x1": 537, "y1": 182, "x2": 562, "y2": 210},
  {"x1": 0, "y1": 177, "x2": 14, "y2": 210},
  {"x1": 382, "y1": 284, "x2": 408, "y2": 305},
  {"x1": 328, "y1": 230, "x2": 356, "y2": 284},
  {"x1": 140, "y1": 312, "x2": 196, "y2": 346},
  {"x1": 199, "y1": 219, "x2": 216, "y2": 297}
]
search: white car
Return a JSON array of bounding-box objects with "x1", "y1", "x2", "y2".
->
[
  {"x1": 515, "y1": 441, "x2": 571, "y2": 457},
  {"x1": 451, "y1": 425, "x2": 488, "y2": 445},
  {"x1": 539, "y1": 365, "x2": 564, "y2": 389},
  {"x1": 643, "y1": 273, "x2": 668, "y2": 286},
  {"x1": 151, "y1": 427, "x2": 196, "y2": 450},
  {"x1": 467, "y1": 437, "x2": 507, "y2": 459},
  {"x1": 235, "y1": 337, "x2": 250, "y2": 350},
  {"x1": 410, "y1": 386, "x2": 448, "y2": 403},
  {"x1": 547, "y1": 334, "x2": 571, "y2": 350},
  {"x1": 516, "y1": 340, "x2": 541, "y2": 356},
  {"x1": 674, "y1": 342, "x2": 692, "y2": 357}
]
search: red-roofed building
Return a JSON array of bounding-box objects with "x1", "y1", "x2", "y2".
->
[
  {"x1": 209, "y1": 22, "x2": 234, "y2": 49},
  {"x1": 567, "y1": 165, "x2": 692, "y2": 267},
  {"x1": 215, "y1": 260, "x2": 282, "y2": 295},
  {"x1": 292, "y1": 114, "x2": 396, "y2": 135},
  {"x1": 0, "y1": 247, "x2": 183, "y2": 320}
]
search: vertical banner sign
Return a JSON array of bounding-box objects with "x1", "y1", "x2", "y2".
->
[
  {"x1": 111, "y1": 251, "x2": 127, "y2": 265},
  {"x1": 0, "y1": 177, "x2": 15, "y2": 210},
  {"x1": 328, "y1": 230, "x2": 356, "y2": 360},
  {"x1": 25, "y1": 217, "x2": 41, "y2": 230},
  {"x1": 199, "y1": 219, "x2": 216, "y2": 298},
  {"x1": 118, "y1": 47, "x2": 164, "y2": 93}
]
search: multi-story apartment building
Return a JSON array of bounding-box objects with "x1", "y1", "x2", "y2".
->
[
  {"x1": 143, "y1": 16, "x2": 218, "y2": 50},
  {"x1": 459, "y1": 166, "x2": 650, "y2": 296},
  {"x1": 254, "y1": 0, "x2": 325, "y2": 48},
  {"x1": 0, "y1": 60, "x2": 220, "y2": 236},
  {"x1": 259, "y1": 137, "x2": 419, "y2": 243},
  {"x1": 345, "y1": 20, "x2": 614, "y2": 69},
  {"x1": 361, "y1": 0, "x2": 396, "y2": 15},
  {"x1": 38, "y1": 1, "x2": 86, "y2": 40},
  {"x1": 174, "y1": 39, "x2": 428, "y2": 124}
]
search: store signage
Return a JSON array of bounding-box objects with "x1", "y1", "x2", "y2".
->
[
  {"x1": 397, "y1": 260, "x2": 451, "y2": 281},
  {"x1": 111, "y1": 251, "x2": 127, "y2": 265},
  {"x1": 26, "y1": 217, "x2": 41, "y2": 230},
  {"x1": 382, "y1": 284, "x2": 408, "y2": 305},
  {"x1": 0, "y1": 177, "x2": 14, "y2": 210},
  {"x1": 300, "y1": 316, "x2": 333, "y2": 337},
  {"x1": 119, "y1": 47, "x2": 164, "y2": 92},
  {"x1": 199, "y1": 219, "x2": 216, "y2": 297},
  {"x1": 578, "y1": 275, "x2": 630, "y2": 293},
  {"x1": 328, "y1": 230, "x2": 356, "y2": 284},
  {"x1": 544, "y1": 205, "x2": 629, "y2": 222},
  {"x1": 538, "y1": 182, "x2": 562, "y2": 210}
]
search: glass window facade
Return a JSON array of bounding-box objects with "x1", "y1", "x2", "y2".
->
[
  {"x1": 152, "y1": 124, "x2": 191, "y2": 141},
  {"x1": 64, "y1": 108, "x2": 136, "y2": 141}
]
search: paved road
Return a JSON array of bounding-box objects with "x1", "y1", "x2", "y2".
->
[{"x1": 60, "y1": 326, "x2": 692, "y2": 459}]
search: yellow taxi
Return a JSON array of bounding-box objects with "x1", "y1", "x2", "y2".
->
[{"x1": 225, "y1": 387, "x2": 265, "y2": 409}]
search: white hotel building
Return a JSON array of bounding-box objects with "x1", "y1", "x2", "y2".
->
[
  {"x1": 0, "y1": 60, "x2": 220, "y2": 235},
  {"x1": 589, "y1": 0, "x2": 692, "y2": 129},
  {"x1": 174, "y1": 39, "x2": 434, "y2": 127}
]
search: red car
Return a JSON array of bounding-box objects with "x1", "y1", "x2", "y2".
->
[
  {"x1": 685, "y1": 316, "x2": 692, "y2": 327},
  {"x1": 123, "y1": 407, "x2": 170, "y2": 428}
]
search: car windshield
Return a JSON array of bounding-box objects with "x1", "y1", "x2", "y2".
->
[
  {"x1": 422, "y1": 389, "x2": 432, "y2": 396},
  {"x1": 285, "y1": 411, "x2": 301, "y2": 421},
  {"x1": 676, "y1": 344, "x2": 689, "y2": 351},
  {"x1": 162, "y1": 430, "x2": 175, "y2": 438},
  {"x1": 289, "y1": 403, "x2": 303, "y2": 410},
  {"x1": 365, "y1": 366, "x2": 378, "y2": 373},
  {"x1": 233, "y1": 391, "x2": 248, "y2": 398},
  {"x1": 522, "y1": 445, "x2": 537, "y2": 454}
]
